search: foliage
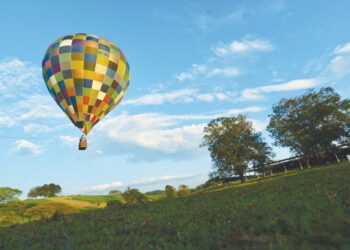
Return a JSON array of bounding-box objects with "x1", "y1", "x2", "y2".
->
[
  {"x1": 0, "y1": 201, "x2": 79, "y2": 228},
  {"x1": 122, "y1": 188, "x2": 148, "y2": 204},
  {"x1": 0, "y1": 187, "x2": 22, "y2": 203},
  {"x1": 164, "y1": 185, "x2": 176, "y2": 198},
  {"x1": 28, "y1": 183, "x2": 61, "y2": 198},
  {"x1": 145, "y1": 190, "x2": 165, "y2": 195},
  {"x1": 1, "y1": 164, "x2": 349, "y2": 249},
  {"x1": 70, "y1": 195, "x2": 122, "y2": 203},
  {"x1": 268, "y1": 87, "x2": 350, "y2": 164},
  {"x1": 202, "y1": 115, "x2": 273, "y2": 182},
  {"x1": 23, "y1": 203, "x2": 77, "y2": 220},
  {"x1": 177, "y1": 185, "x2": 191, "y2": 197},
  {"x1": 108, "y1": 190, "x2": 122, "y2": 196},
  {"x1": 106, "y1": 200, "x2": 125, "y2": 209}
]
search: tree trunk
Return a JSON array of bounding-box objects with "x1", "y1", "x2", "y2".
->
[
  {"x1": 334, "y1": 152, "x2": 340, "y2": 163},
  {"x1": 239, "y1": 172, "x2": 246, "y2": 183},
  {"x1": 270, "y1": 169, "x2": 273, "y2": 176},
  {"x1": 305, "y1": 158, "x2": 311, "y2": 168},
  {"x1": 283, "y1": 164, "x2": 288, "y2": 173},
  {"x1": 299, "y1": 160, "x2": 304, "y2": 170}
]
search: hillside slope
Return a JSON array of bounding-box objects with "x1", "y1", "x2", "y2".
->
[{"x1": 1, "y1": 164, "x2": 350, "y2": 249}]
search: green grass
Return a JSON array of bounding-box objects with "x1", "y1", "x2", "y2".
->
[
  {"x1": 1, "y1": 163, "x2": 350, "y2": 249},
  {"x1": 69, "y1": 195, "x2": 123, "y2": 203}
]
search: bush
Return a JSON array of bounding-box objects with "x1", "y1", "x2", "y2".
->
[
  {"x1": 122, "y1": 188, "x2": 148, "y2": 204},
  {"x1": 177, "y1": 185, "x2": 191, "y2": 197},
  {"x1": 0, "y1": 187, "x2": 22, "y2": 203},
  {"x1": 109, "y1": 190, "x2": 122, "y2": 196},
  {"x1": 106, "y1": 200, "x2": 124, "y2": 209},
  {"x1": 165, "y1": 185, "x2": 176, "y2": 198},
  {"x1": 24, "y1": 203, "x2": 77, "y2": 220}
]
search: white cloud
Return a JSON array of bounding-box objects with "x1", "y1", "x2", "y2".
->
[
  {"x1": 249, "y1": 119, "x2": 268, "y2": 132},
  {"x1": 0, "y1": 58, "x2": 65, "y2": 128},
  {"x1": 14, "y1": 95, "x2": 64, "y2": 121},
  {"x1": 124, "y1": 89, "x2": 233, "y2": 106},
  {"x1": 12, "y1": 140, "x2": 42, "y2": 155},
  {"x1": 306, "y1": 42, "x2": 350, "y2": 79},
  {"x1": 237, "y1": 78, "x2": 319, "y2": 101},
  {"x1": 334, "y1": 43, "x2": 350, "y2": 54},
  {"x1": 197, "y1": 93, "x2": 215, "y2": 102},
  {"x1": 123, "y1": 88, "x2": 198, "y2": 106},
  {"x1": 213, "y1": 38, "x2": 274, "y2": 56},
  {"x1": 84, "y1": 181, "x2": 123, "y2": 192},
  {"x1": 175, "y1": 64, "x2": 240, "y2": 81},
  {"x1": 0, "y1": 58, "x2": 41, "y2": 99},
  {"x1": 207, "y1": 67, "x2": 240, "y2": 77},
  {"x1": 0, "y1": 115, "x2": 14, "y2": 126},
  {"x1": 130, "y1": 174, "x2": 201, "y2": 186},
  {"x1": 23, "y1": 123, "x2": 55, "y2": 133},
  {"x1": 99, "y1": 114, "x2": 205, "y2": 153},
  {"x1": 83, "y1": 174, "x2": 201, "y2": 192},
  {"x1": 328, "y1": 55, "x2": 350, "y2": 77},
  {"x1": 59, "y1": 135, "x2": 79, "y2": 147},
  {"x1": 96, "y1": 106, "x2": 265, "y2": 154},
  {"x1": 175, "y1": 64, "x2": 207, "y2": 81}
]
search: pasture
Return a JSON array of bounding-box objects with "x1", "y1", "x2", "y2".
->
[{"x1": 0, "y1": 163, "x2": 349, "y2": 249}]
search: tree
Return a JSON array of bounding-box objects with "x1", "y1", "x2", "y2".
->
[
  {"x1": 145, "y1": 190, "x2": 165, "y2": 195},
  {"x1": 177, "y1": 185, "x2": 191, "y2": 197},
  {"x1": 122, "y1": 188, "x2": 148, "y2": 204},
  {"x1": 267, "y1": 87, "x2": 350, "y2": 166},
  {"x1": 165, "y1": 185, "x2": 176, "y2": 198},
  {"x1": 201, "y1": 115, "x2": 273, "y2": 182},
  {"x1": 28, "y1": 183, "x2": 61, "y2": 198},
  {"x1": 109, "y1": 190, "x2": 122, "y2": 196},
  {"x1": 0, "y1": 187, "x2": 22, "y2": 203}
]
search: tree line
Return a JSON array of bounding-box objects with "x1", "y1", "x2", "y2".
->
[
  {"x1": 201, "y1": 87, "x2": 350, "y2": 183},
  {"x1": 0, "y1": 183, "x2": 62, "y2": 203}
]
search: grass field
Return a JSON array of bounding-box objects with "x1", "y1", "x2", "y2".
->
[{"x1": 0, "y1": 163, "x2": 350, "y2": 249}]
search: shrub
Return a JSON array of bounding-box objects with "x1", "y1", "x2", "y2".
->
[
  {"x1": 177, "y1": 185, "x2": 191, "y2": 197},
  {"x1": 122, "y1": 188, "x2": 148, "y2": 204},
  {"x1": 106, "y1": 200, "x2": 124, "y2": 209},
  {"x1": 109, "y1": 190, "x2": 122, "y2": 196},
  {"x1": 165, "y1": 185, "x2": 176, "y2": 198}
]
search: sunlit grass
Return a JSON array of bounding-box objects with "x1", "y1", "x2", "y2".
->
[{"x1": 1, "y1": 163, "x2": 349, "y2": 249}]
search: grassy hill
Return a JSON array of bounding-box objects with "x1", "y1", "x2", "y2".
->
[{"x1": 1, "y1": 164, "x2": 350, "y2": 249}]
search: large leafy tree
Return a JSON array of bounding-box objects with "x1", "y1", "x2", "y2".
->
[
  {"x1": 28, "y1": 183, "x2": 61, "y2": 198},
  {"x1": 122, "y1": 188, "x2": 148, "y2": 204},
  {"x1": 165, "y1": 185, "x2": 176, "y2": 198},
  {"x1": 267, "y1": 87, "x2": 350, "y2": 165},
  {"x1": 0, "y1": 187, "x2": 22, "y2": 203},
  {"x1": 201, "y1": 115, "x2": 273, "y2": 182}
]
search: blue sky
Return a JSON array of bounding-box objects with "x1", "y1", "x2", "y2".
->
[{"x1": 1, "y1": 0, "x2": 350, "y2": 196}]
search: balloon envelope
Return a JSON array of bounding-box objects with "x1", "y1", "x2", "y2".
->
[{"x1": 42, "y1": 33, "x2": 130, "y2": 134}]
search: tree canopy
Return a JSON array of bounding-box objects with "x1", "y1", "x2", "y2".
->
[
  {"x1": 202, "y1": 115, "x2": 273, "y2": 182},
  {"x1": 165, "y1": 185, "x2": 177, "y2": 198},
  {"x1": 28, "y1": 184, "x2": 61, "y2": 198},
  {"x1": 0, "y1": 187, "x2": 22, "y2": 203},
  {"x1": 109, "y1": 190, "x2": 122, "y2": 196},
  {"x1": 267, "y1": 87, "x2": 350, "y2": 164},
  {"x1": 122, "y1": 188, "x2": 148, "y2": 204},
  {"x1": 177, "y1": 185, "x2": 191, "y2": 197}
]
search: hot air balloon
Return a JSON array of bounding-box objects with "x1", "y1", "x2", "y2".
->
[{"x1": 42, "y1": 33, "x2": 130, "y2": 150}]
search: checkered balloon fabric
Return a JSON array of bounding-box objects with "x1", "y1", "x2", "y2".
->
[{"x1": 42, "y1": 33, "x2": 130, "y2": 134}]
